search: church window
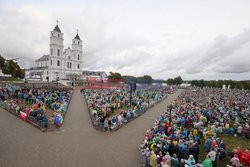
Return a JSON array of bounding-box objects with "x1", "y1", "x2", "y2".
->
[
  {"x1": 57, "y1": 60, "x2": 60, "y2": 66},
  {"x1": 68, "y1": 56, "x2": 70, "y2": 59},
  {"x1": 78, "y1": 54, "x2": 80, "y2": 60},
  {"x1": 57, "y1": 49, "x2": 60, "y2": 56},
  {"x1": 70, "y1": 62, "x2": 72, "y2": 68},
  {"x1": 51, "y1": 60, "x2": 52, "y2": 65},
  {"x1": 78, "y1": 64, "x2": 80, "y2": 69},
  {"x1": 58, "y1": 34, "x2": 60, "y2": 38},
  {"x1": 78, "y1": 41, "x2": 80, "y2": 44},
  {"x1": 51, "y1": 48, "x2": 53, "y2": 55}
]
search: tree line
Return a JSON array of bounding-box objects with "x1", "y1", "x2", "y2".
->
[
  {"x1": 189, "y1": 79, "x2": 250, "y2": 90},
  {"x1": 108, "y1": 72, "x2": 183, "y2": 85},
  {"x1": 0, "y1": 54, "x2": 25, "y2": 78},
  {"x1": 108, "y1": 72, "x2": 250, "y2": 90}
]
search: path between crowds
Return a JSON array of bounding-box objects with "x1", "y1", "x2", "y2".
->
[{"x1": 0, "y1": 89, "x2": 182, "y2": 167}]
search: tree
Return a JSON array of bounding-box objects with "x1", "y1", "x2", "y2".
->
[
  {"x1": 108, "y1": 72, "x2": 122, "y2": 81},
  {"x1": 174, "y1": 76, "x2": 183, "y2": 85},
  {"x1": 122, "y1": 75, "x2": 136, "y2": 83},
  {"x1": 0, "y1": 54, "x2": 5, "y2": 69},
  {"x1": 137, "y1": 75, "x2": 153, "y2": 84},
  {"x1": 167, "y1": 78, "x2": 175, "y2": 85},
  {"x1": 0, "y1": 54, "x2": 25, "y2": 79}
]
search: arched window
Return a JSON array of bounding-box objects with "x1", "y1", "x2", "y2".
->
[
  {"x1": 78, "y1": 54, "x2": 80, "y2": 60},
  {"x1": 57, "y1": 49, "x2": 60, "y2": 56},
  {"x1": 57, "y1": 60, "x2": 60, "y2": 66},
  {"x1": 78, "y1": 64, "x2": 80, "y2": 69},
  {"x1": 58, "y1": 34, "x2": 60, "y2": 38},
  {"x1": 51, "y1": 48, "x2": 53, "y2": 55}
]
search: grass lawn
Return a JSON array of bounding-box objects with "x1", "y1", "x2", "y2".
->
[
  {"x1": 111, "y1": 105, "x2": 127, "y2": 116},
  {"x1": 199, "y1": 135, "x2": 250, "y2": 167}
]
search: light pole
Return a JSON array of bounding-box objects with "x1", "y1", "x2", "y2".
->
[
  {"x1": 130, "y1": 82, "x2": 136, "y2": 108},
  {"x1": 46, "y1": 76, "x2": 49, "y2": 88},
  {"x1": 169, "y1": 104, "x2": 172, "y2": 124}
]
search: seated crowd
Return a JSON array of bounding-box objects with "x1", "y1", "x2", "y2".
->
[
  {"x1": 140, "y1": 88, "x2": 250, "y2": 167},
  {"x1": 0, "y1": 84, "x2": 72, "y2": 129},
  {"x1": 83, "y1": 86, "x2": 175, "y2": 131}
]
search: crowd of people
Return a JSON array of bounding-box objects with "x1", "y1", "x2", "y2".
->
[
  {"x1": 140, "y1": 88, "x2": 250, "y2": 167},
  {"x1": 0, "y1": 84, "x2": 72, "y2": 129},
  {"x1": 82, "y1": 86, "x2": 175, "y2": 131}
]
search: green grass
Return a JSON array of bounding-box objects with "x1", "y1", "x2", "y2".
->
[
  {"x1": 199, "y1": 135, "x2": 250, "y2": 167},
  {"x1": 111, "y1": 105, "x2": 127, "y2": 116}
]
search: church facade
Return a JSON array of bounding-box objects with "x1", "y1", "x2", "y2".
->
[{"x1": 26, "y1": 24, "x2": 83, "y2": 82}]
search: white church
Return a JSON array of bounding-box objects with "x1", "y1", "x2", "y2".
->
[{"x1": 26, "y1": 23, "x2": 83, "y2": 82}]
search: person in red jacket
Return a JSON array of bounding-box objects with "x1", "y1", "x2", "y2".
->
[
  {"x1": 242, "y1": 149, "x2": 250, "y2": 166},
  {"x1": 236, "y1": 147, "x2": 244, "y2": 164}
]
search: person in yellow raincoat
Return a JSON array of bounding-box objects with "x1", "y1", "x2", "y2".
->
[
  {"x1": 150, "y1": 151, "x2": 157, "y2": 167},
  {"x1": 193, "y1": 128, "x2": 198, "y2": 137},
  {"x1": 150, "y1": 143, "x2": 156, "y2": 151}
]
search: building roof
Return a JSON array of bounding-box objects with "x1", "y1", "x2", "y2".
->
[
  {"x1": 82, "y1": 70, "x2": 107, "y2": 76},
  {"x1": 27, "y1": 66, "x2": 49, "y2": 71},
  {"x1": 53, "y1": 25, "x2": 61, "y2": 33},
  {"x1": 74, "y1": 34, "x2": 81, "y2": 40},
  {"x1": 35, "y1": 55, "x2": 49, "y2": 62}
]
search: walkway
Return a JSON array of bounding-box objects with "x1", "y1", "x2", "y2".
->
[{"x1": 0, "y1": 89, "x2": 182, "y2": 167}]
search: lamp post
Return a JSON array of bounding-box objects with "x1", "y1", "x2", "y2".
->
[
  {"x1": 169, "y1": 104, "x2": 172, "y2": 124},
  {"x1": 130, "y1": 84, "x2": 132, "y2": 108},
  {"x1": 130, "y1": 82, "x2": 136, "y2": 108},
  {"x1": 46, "y1": 76, "x2": 49, "y2": 88}
]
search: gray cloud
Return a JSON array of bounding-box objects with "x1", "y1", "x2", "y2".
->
[
  {"x1": 0, "y1": 2, "x2": 250, "y2": 80},
  {"x1": 158, "y1": 30, "x2": 250, "y2": 77}
]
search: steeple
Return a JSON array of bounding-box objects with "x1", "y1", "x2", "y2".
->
[
  {"x1": 53, "y1": 20, "x2": 61, "y2": 32},
  {"x1": 74, "y1": 34, "x2": 81, "y2": 40},
  {"x1": 53, "y1": 25, "x2": 61, "y2": 33},
  {"x1": 74, "y1": 29, "x2": 81, "y2": 40}
]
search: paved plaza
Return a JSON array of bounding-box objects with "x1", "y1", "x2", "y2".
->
[{"x1": 0, "y1": 89, "x2": 182, "y2": 167}]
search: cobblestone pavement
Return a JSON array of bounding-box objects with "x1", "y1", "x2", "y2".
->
[{"x1": 0, "y1": 89, "x2": 182, "y2": 167}]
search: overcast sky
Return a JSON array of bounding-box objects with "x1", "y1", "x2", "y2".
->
[{"x1": 0, "y1": 0, "x2": 250, "y2": 80}]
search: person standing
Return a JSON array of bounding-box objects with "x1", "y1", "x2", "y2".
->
[
  {"x1": 230, "y1": 154, "x2": 241, "y2": 167},
  {"x1": 150, "y1": 151, "x2": 157, "y2": 167},
  {"x1": 202, "y1": 155, "x2": 213, "y2": 167},
  {"x1": 208, "y1": 148, "x2": 217, "y2": 167},
  {"x1": 171, "y1": 154, "x2": 179, "y2": 167}
]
